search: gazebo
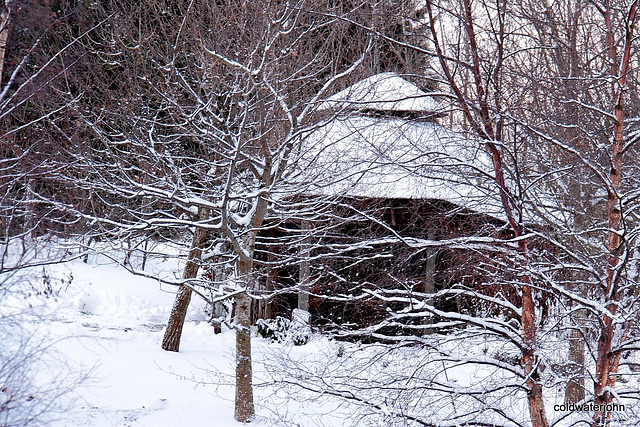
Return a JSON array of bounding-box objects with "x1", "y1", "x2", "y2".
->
[{"x1": 257, "y1": 72, "x2": 506, "y2": 329}]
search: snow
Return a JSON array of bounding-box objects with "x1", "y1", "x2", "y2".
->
[
  {"x1": 294, "y1": 72, "x2": 504, "y2": 217},
  {"x1": 2, "y1": 254, "x2": 231, "y2": 426},
  {"x1": 54, "y1": 324, "x2": 238, "y2": 427},
  {"x1": 0, "y1": 245, "x2": 346, "y2": 426},
  {"x1": 318, "y1": 72, "x2": 442, "y2": 114},
  {"x1": 297, "y1": 115, "x2": 503, "y2": 217},
  {"x1": 3, "y1": 241, "x2": 638, "y2": 426}
]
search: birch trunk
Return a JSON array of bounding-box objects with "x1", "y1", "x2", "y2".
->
[{"x1": 0, "y1": 1, "x2": 12, "y2": 88}]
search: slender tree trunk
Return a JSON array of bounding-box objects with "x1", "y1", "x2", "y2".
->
[
  {"x1": 211, "y1": 260, "x2": 225, "y2": 334},
  {"x1": 565, "y1": 323, "x2": 586, "y2": 405},
  {"x1": 0, "y1": 1, "x2": 13, "y2": 88},
  {"x1": 521, "y1": 260, "x2": 549, "y2": 427},
  {"x1": 594, "y1": 4, "x2": 638, "y2": 424},
  {"x1": 141, "y1": 237, "x2": 148, "y2": 271},
  {"x1": 235, "y1": 259, "x2": 255, "y2": 423},
  {"x1": 425, "y1": 1, "x2": 548, "y2": 422},
  {"x1": 298, "y1": 219, "x2": 310, "y2": 311},
  {"x1": 423, "y1": 228, "x2": 436, "y2": 332},
  {"x1": 264, "y1": 268, "x2": 275, "y2": 319},
  {"x1": 161, "y1": 218, "x2": 208, "y2": 352},
  {"x1": 26, "y1": 179, "x2": 35, "y2": 235},
  {"x1": 123, "y1": 236, "x2": 132, "y2": 267}
]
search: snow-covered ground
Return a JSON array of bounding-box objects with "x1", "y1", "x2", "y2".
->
[
  {"x1": 1, "y1": 244, "x2": 347, "y2": 427},
  {"x1": 3, "y1": 240, "x2": 638, "y2": 426}
]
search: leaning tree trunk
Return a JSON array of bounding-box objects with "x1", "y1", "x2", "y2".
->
[
  {"x1": 426, "y1": 0, "x2": 549, "y2": 420},
  {"x1": 161, "y1": 217, "x2": 208, "y2": 352},
  {"x1": 234, "y1": 259, "x2": 255, "y2": 423}
]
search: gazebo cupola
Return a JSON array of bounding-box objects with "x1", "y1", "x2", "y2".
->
[{"x1": 319, "y1": 72, "x2": 443, "y2": 121}]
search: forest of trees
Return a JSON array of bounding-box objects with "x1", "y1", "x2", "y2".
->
[{"x1": 3, "y1": 0, "x2": 640, "y2": 426}]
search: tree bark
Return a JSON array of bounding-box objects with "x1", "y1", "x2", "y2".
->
[
  {"x1": 565, "y1": 318, "x2": 586, "y2": 405},
  {"x1": 0, "y1": 1, "x2": 13, "y2": 88},
  {"x1": 211, "y1": 261, "x2": 225, "y2": 334},
  {"x1": 264, "y1": 267, "x2": 275, "y2": 319},
  {"x1": 234, "y1": 260, "x2": 255, "y2": 423},
  {"x1": 521, "y1": 264, "x2": 549, "y2": 427},
  {"x1": 298, "y1": 219, "x2": 310, "y2": 311},
  {"x1": 593, "y1": 4, "x2": 638, "y2": 424},
  {"x1": 227, "y1": 188, "x2": 267, "y2": 422},
  {"x1": 161, "y1": 219, "x2": 208, "y2": 352},
  {"x1": 426, "y1": 1, "x2": 549, "y2": 423}
]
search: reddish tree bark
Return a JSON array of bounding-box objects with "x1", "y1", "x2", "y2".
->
[
  {"x1": 593, "y1": 2, "x2": 639, "y2": 425},
  {"x1": 425, "y1": 1, "x2": 548, "y2": 424}
]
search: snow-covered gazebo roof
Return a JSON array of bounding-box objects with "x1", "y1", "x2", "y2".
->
[
  {"x1": 293, "y1": 73, "x2": 503, "y2": 217},
  {"x1": 318, "y1": 72, "x2": 442, "y2": 116},
  {"x1": 297, "y1": 116, "x2": 502, "y2": 216}
]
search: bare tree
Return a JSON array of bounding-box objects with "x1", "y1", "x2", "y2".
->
[
  {"x1": 262, "y1": 1, "x2": 640, "y2": 426},
  {"x1": 18, "y1": 1, "x2": 640, "y2": 425},
  {"x1": 0, "y1": 3, "x2": 105, "y2": 423},
  {"x1": 50, "y1": 0, "x2": 381, "y2": 422},
  {"x1": 513, "y1": 1, "x2": 640, "y2": 424}
]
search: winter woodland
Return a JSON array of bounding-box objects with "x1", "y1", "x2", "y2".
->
[{"x1": 3, "y1": 1, "x2": 640, "y2": 426}]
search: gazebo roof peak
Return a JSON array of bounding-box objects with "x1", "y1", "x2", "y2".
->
[{"x1": 319, "y1": 72, "x2": 442, "y2": 114}]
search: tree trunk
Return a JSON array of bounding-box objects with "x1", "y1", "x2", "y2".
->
[
  {"x1": 141, "y1": 237, "x2": 148, "y2": 271},
  {"x1": 264, "y1": 268, "x2": 275, "y2": 319},
  {"x1": 565, "y1": 323, "x2": 585, "y2": 405},
  {"x1": 426, "y1": 0, "x2": 549, "y2": 421},
  {"x1": 212, "y1": 301, "x2": 223, "y2": 334},
  {"x1": 123, "y1": 236, "x2": 132, "y2": 267},
  {"x1": 234, "y1": 260, "x2": 255, "y2": 423},
  {"x1": 594, "y1": 5, "x2": 638, "y2": 424},
  {"x1": 521, "y1": 272, "x2": 549, "y2": 427},
  {"x1": 211, "y1": 261, "x2": 225, "y2": 334},
  {"x1": 298, "y1": 219, "x2": 310, "y2": 311},
  {"x1": 161, "y1": 221, "x2": 208, "y2": 352},
  {"x1": 0, "y1": 1, "x2": 13, "y2": 88},
  {"x1": 423, "y1": 228, "x2": 436, "y2": 332}
]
